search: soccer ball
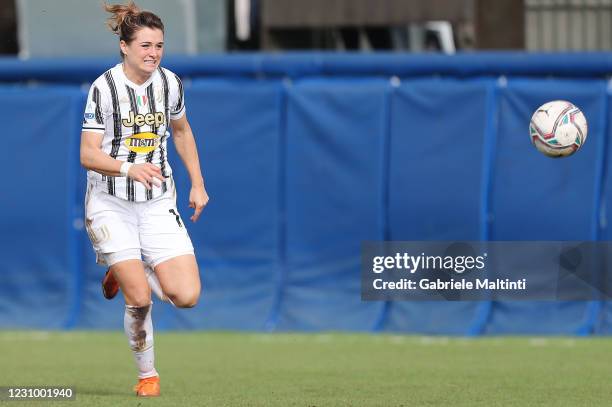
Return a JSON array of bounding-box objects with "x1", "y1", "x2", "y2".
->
[{"x1": 529, "y1": 100, "x2": 588, "y2": 158}]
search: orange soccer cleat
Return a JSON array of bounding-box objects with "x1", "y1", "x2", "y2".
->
[
  {"x1": 133, "y1": 375, "x2": 160, "y2": 397},
  {"x1": 101, "y1": 269, "x2": 120, "y2": 300}
]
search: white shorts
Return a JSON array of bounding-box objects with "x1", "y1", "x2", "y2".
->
[{"x1": 84, "y1": 177, "x2": 195, "y2": 268}]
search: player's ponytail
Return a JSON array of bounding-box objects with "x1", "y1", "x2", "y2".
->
[{"x1": 104, "y1": 1, "x2": 164, "y2": 57}]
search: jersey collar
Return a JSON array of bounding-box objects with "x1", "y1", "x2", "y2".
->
[{"x1": 116, "y1": 63, "x2": 157, "y2": 89}]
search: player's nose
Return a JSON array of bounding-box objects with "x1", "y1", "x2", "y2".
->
[{"x1": 147, "y1": 48, "x2": 159, "y2": 59}]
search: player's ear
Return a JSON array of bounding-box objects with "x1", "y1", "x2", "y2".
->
[{"x1": 119, "y1": 40, "x2": 128, "y2": 57}]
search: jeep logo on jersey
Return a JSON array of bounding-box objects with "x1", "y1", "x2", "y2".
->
[
  {"x1": 124, "y1": 132, "x2": 160, "y2": 154},
  {"x1": 122, "y1": 111, "x2": 165, "y2": 128}
]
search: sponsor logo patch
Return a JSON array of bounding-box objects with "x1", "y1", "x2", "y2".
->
[
  {"x1": 124, "y1": 132, "x2": 160, "y2": 154},
  {"x1": 122, "y1": 111, "x2": 165, "y2": 128},
  {"x1": 84, "y1": 101, "x2": 96, "y2": 120}
]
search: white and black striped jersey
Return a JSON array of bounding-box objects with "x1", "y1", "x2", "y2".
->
[{"x1": 82, "y1": 63, "x2": 185, "y2": 202}]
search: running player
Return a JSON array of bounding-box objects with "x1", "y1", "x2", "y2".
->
[{"x1": 80, "y1": 1, "x2": 209, "y2": 397}]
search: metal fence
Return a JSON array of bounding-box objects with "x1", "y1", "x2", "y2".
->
[{"x1": 526, "y1": 0, "x2": 612, "y2": 50}]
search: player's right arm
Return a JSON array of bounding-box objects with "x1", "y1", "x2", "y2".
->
[{"x1": 80, "y1": 131, "x2": 164, "y2": 190}]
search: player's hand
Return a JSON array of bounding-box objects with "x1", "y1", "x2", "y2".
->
[
  {"x1": 127, "y1": 163, "x2": 165, "y2": 190},
  {"x1": 189, "y1": 184, "x2": 209, "y2": 222}
]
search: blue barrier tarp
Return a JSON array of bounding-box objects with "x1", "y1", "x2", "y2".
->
[
  {"x1": 167, "y1": 79, "x2": 283, "y2": 330},
  {"x1": 2, "y1": 54, "x2": 612, "y2": 334},
  {"x1": 486, "y1": 78, "x2": 607, "y2": 334},
  {"x1": 381, "y1": 78, "x2": 491, "y2": 334},
  {"x1": 0, "y1": 87, "x2": 81, "y2": 328},
  {"x1": 596, "y1": 80, "x2": 612, "y2": 335},
  {"x1": 275, "y1": 79, "x2": 388, "y2": 330},
  {"x1": 4, "y1": 52, "x2": 612, "y2": 82}
]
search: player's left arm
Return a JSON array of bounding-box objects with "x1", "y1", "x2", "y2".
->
[{"x1": 171, "y1": 114, "x2": 209, "y2": 222}]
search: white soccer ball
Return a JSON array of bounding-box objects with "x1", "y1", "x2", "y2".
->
[{"x1": 529, "y1": 100, "x2": 588, "y2": 158}]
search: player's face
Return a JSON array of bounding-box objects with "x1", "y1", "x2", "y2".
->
[{"x1": 121, "y1": 27, "x2": 164, "y2": 77}]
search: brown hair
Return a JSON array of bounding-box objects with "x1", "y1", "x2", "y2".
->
[{"x1": 104, "y1": 1, "x2": 164, "y2": 57}]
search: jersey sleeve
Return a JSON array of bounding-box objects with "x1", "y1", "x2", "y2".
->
[
  {"x1": 170, "y1": 74, "x2": 186, "y2": 121},
  {"x1": 82, "y1": 82, "x2": 109, "y2": 134}
]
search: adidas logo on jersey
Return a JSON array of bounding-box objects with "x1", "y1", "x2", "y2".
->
[{"x1": 122, "y1": 111, "x2": 165, "y2": 128}]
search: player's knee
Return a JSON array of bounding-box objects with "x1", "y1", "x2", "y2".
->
[
  {"x1": 125, "y1": 290, "x2": 152, "y2": 307},
  {"x1": 171, "y1": 295, "x2": 199, "y2": 308},
  {"x1": 169, "y1": 287, "x2": 200, "y2": 308}
]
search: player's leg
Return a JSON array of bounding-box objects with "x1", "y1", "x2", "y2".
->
[
  {"x1": 108, "y1": 257, "x2": 160, "y2": 397},
  {"x1": 140, "y1": 184, "x2": 200, "y2": 308},
  {"x1": 85, "y1": 185, "x2": 160, "y2": 396},
  {"x1": 154, "y1": 254, "x2": 201, "y2": 308},
  {"x1": 145, "y1": 264, "x2": 170, "y2": 303},
  {"x1": 110, "y1": 258, "x2": 150, "y2": 306},
  {"x1": 101, "y1": 263, "x2": 169, "y2": 302}
]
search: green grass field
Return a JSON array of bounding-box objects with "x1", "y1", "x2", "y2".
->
[{"x1": 1, "y1": 331, "x2": 612, "y2": 406}]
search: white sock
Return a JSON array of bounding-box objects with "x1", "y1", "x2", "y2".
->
[
  {"x1": 124, "y1": 303, "x2": 158, "y2": 379},
  {"x1": 145, "y1": 265, "x2": 172, "y2": 304}
]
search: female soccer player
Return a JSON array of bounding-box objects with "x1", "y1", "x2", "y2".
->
[{"x1": 80, "y1": 1, "x2": 209, "y2": 397}]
